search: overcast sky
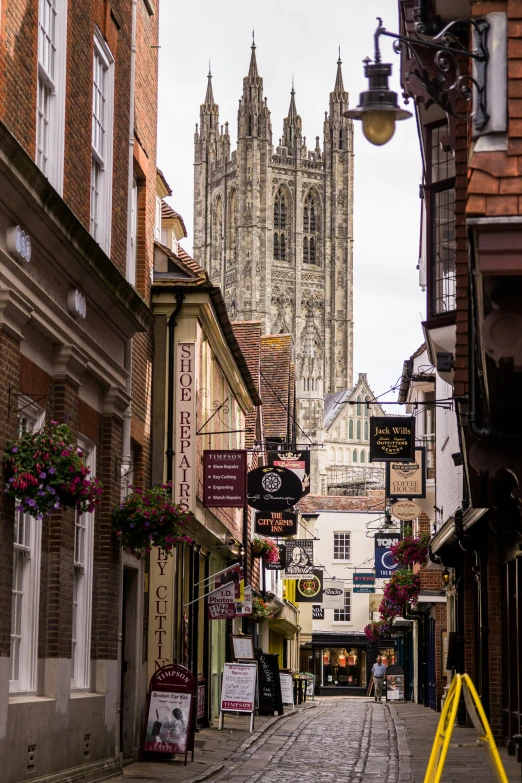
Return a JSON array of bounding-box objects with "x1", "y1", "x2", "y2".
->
[{"x1": 157, "y1": 0, "x2": 425, "y2": 406}]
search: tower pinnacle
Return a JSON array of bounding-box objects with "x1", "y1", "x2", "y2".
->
[
  {"x1": 334, "y1": 52, "x2": 344, "y2": 93},
  {"x1": 204, "y1": 66, "x2": 214, "y2": 105},
  {"x1": 248, "y1": 39, "x2": 258, "y2": 79}
]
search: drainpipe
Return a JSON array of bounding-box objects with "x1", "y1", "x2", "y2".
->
[
  {"x1": 166, "y1": 292, "x2": 185, "y2": 483},
  {"x1": 121, "y1": 0, "x2": 138, "y2": 485},
  {"x1": 413, "y1": 0, "x2": 440, "y2": 35}
]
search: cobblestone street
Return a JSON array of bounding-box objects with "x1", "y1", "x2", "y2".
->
[{"x1": 114, "y1": 697, "x2": 521, "y2": 783}]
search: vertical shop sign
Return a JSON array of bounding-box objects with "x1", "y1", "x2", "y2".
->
[
  {"x1": 147, "y1": 547, "x2": 175, "y2": 682},
  {"x1": 374, "y1": 532, "x2": 401, "y2": 578},
  {"x1": 175, "y1": 343, "x2": 197, "y2": 513}
]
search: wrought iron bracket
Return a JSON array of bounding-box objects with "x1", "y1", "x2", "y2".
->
[
  {"x1": 375, "y1": 15, "x2": 490, "y2": 130},
  {"x1": 8, "y1": 384, "x2": 53, "y2": 417}
]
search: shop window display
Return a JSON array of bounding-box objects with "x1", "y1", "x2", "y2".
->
[{"x1": 321, "y1": 647, "x2": 366, "y2": 688}]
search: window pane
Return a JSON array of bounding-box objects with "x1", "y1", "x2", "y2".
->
[
  {"x1": 39, "y1": 0, "x2": 57, "y2": 81},
  {"x1": 92, "y1": 52, "x2": 106, "y2": 161},
  {"x1": 431, "y1": 124, "x2": 455, "y2": 182},
  {"x1": 36, "y1": 78, "x2": 51, "y2": 174},
  {"x1": 433, "y1": 188, "x2": 456, "y2": 314},
  {"x1": 333, "y1": 533, "x2": 350, "y2": 560},
  {"x1": 90, "y1": 158, "x2": 101, "y2": 238}
]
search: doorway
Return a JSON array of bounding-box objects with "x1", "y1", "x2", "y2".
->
[{"x1": 120, "y1": 567, "x2": 139, "y2": 759}]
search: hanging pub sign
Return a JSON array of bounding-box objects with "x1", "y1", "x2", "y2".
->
[
  {"x1": 391, "y1": 499, "x2": 422, "y2": 522},
  {"x1": 374, "y1": 532, "x2": 401, "y2": 579},
  {"x1": 322, "y1": 585, "x2": 345, "y2": 608},
  {"x1": 254, "y1": 510, "x2": 298, "y2": 537},
  {"x1": 296, "y1": 569, "x2": 323, "y2": 602},
  {"x1": 142, "y1": 665, "x2": 195, "y2": 765},
  {"x1": 369, "y1": 416, "x2": 415, "y2": 463},
  {"x1": 353, "y1": 572, "x2": 375, "y2": 593},
  {"x1": 312, "y1": 605, "x2": 324, "y2": 619},
  {"x1": 264, "y1": 544, "x2": 286, "y2": 571},
  {"x1": 284, "y1": 539, "x2": 314, "y2": 578},
  {"x1": 386, "y1": 447, "x2": 426, "y2": 499},
  {"x1": 268, "y1": 451, "x2": 311, "y2": 497},
  {"x1": 247, "y1": 466, "x2": 303, "y2": 511},
  {"x1": 203, "y1": 450, "x2": 248, "y2": 508}
]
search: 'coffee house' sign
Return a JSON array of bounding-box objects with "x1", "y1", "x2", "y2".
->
[{"x1": 369, "y1": 416, "x2": 415, "y2": 463}]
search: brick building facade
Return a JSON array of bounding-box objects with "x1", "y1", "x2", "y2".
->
[
  {"x1": 0, "y1": 0, "x2": 160, "y2": 779},
  {"x1": 390, "y1": 0, "x2": 522, "y2": 763}
]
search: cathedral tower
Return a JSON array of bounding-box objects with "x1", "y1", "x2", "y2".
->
[{"x1": 193, "y1": 45, "x2": 354, "y2": 470}]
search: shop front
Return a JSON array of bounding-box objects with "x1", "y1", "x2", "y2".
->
[{"x1": 309, "y1": 633, "x2": 396, "y2": 696}]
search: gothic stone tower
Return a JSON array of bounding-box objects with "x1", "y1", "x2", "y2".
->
[{"x1": 194, "y1": 43, "x2": 354, "y2": 460}]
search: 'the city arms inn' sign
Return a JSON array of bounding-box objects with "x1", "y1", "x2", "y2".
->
[{"x1": 370, "y1": 416, "x2": 415, "y2": 462}]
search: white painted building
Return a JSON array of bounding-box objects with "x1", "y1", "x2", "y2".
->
[{"x1": 296, "y1": 493, "x2": 397, "y2": 695}]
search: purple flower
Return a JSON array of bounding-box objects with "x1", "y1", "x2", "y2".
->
[
  {"x1": 38, "y1": 491, "x2": 45, "y2": 497},
  {"x1": 16, "y1": 505, "x2": 23, "y2": 512},
  {"x1": 39, "y1": 473, "x2": 46, "y2": 479},
  {"x1": 11, "y1": 447, "x2": 18, "y2": 453},
  {"x1": 26, "y1": 498, "x2": 36, "y2": 507},
  {"x1": 36, "y1": 514, "x2": 43, "y2": 521},
  {"x1": 130, "y1": 523, "x2": 134, "y2": 528},
  {"x1": 48, "y1": 468, "x2": 55, "y2": 475},
  {"x1": 54, "y1": 501, "x2": 61, "y2": 509},
  {"x1": 8, "y1": 477, "x2": 14, "y2": 484}
]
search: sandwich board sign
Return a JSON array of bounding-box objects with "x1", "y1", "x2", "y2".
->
[
  {"x1": 142, "y1": 664, "x2": 195, "y2": 766},
  {"x1": 219, "y1": 662, "x2": 257, "y2": 732}
]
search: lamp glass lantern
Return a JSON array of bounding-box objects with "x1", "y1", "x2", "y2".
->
[{"x1": 344, "y1": 57, "x2": 411, "y2": 146}]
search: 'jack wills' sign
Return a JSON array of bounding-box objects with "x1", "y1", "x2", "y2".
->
[
  {"x1": 174, "y1": 343, "x2": 197, "y2": 512},
  {"x1": 369, "y1": 416, "x2": 415, "y2": 463}
]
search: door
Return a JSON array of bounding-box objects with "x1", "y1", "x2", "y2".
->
[
  {"x1": 501, "y1": 558, "x2": 521, "y2": 749},
  {"x1": 426, "y1": 617, "x2": 437, "y2": 710},
  {"x1": 120, "y1": 567, "x2": 139, "y2": 758}
]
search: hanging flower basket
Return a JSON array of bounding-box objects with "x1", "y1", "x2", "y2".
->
[
  {"x1": 252, "y1": 596, "x2": 274, "y2": 622},
  {"x1": 3, "y1": 420, "x2": 103, "y2": 520},
  {"x1": 364, "y1": 620, "x2": 391, "y2": 643},
  {"x1": 390, "y1": 534, "x2": 430, "y2": 567},
  {"x1": 112, "y1": 484, "x2": 193, "y2": 556},
  {"x1": 383, "y1": 569, "x2": 421, "y2": 609},
  {"x1": 251, "y1": 535, "x2": 280, "y2": 563}
]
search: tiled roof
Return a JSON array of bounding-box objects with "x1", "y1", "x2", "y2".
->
[
  {"x1": 260, "y1": 334, "x2": 293, "y2": 440},
  {"x1": 297, "y1": 490, "x2": 385, "y2": 513},
  {"x1": 232, "y1": 322, "x2": 262, "y2": 448},
  {"x1": 176, "y1": 246, "x2": 206, "y2": 277},
  {"x1": 161, "y1": 201, "x2": 188, "y2": 237},
  {"x1": 324, "y1": 389, "x2": 352, "y2": 429}
]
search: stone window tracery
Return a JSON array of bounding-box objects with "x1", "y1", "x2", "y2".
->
[
  {"x1": 303, "y1": 193, "x2": 319, "y2": 265},
  {"x1": 274, "y1": 188, "x2": 288, "y2": 261}
]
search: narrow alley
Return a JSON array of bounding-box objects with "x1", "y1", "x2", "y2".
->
[{"x1": 109, "y1": 698, "x2": 519, "y2": 783}]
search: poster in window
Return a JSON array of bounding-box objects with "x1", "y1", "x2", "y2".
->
[
  {"x1": 144, "y1": 690, "x2": 192, "y2": 753},
  {"x1": 284, "y1": 539, "x2": 314, "y2": 578}
]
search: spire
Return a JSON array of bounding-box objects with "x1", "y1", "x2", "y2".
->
[
  {"x1": 248, "y1": 33, "x2": 258, "y2": 79},
  {"x1": 288, "y1": 79, "x2": 297, "y2": 123},
  {"x1": 334, "y1": 50, "x2": 344, "y2": 93},
  {"x1": 204, "y1": 64, "x2": 214, "y2": 105}
]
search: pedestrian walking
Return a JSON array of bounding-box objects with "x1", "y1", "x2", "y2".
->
[{"x1": 372, "y1": 656, "x2": 387, "y2": 702}]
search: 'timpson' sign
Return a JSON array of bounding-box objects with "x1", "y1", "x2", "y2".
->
[{"x1": 175, "y1": 343, "x2": 196, "y2": 513}]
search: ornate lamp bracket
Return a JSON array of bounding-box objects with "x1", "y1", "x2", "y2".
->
[{"x1": 375, "y1": 16, "x2": 490, "y2": 130}]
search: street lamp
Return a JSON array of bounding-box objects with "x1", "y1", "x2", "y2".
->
[
  {"x1": 345, "y1": 16, "x2": 490, "y2": 145},
  {"x1": 344, "y1": 55, "x2": 411, "y2": 146}
]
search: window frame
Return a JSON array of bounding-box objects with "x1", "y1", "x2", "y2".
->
[
  {"x1": 36, "y1": 0, "x2": 68, "y2": 192},
  {"x1": 9, "y1": 398, "x2": 45, "y2": 694},
  {"x1": 71, "y1": 435, "x2": 96, "y2": 691},
  {"x1": 334, "y1": 590, "x2": 351, "y2": 623},
  {"x1": 424, "y1": 120, "x2": 456, "y2": 319},
  {"x1": 303, "y1": 192, "x2": 319, "y2": 266},
  {"x1": 90, "y1": 28, "x2": 115, "y2": 254},
  {"x1": 333, "y1": 531, "x2": 351, "y2": 562}
]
